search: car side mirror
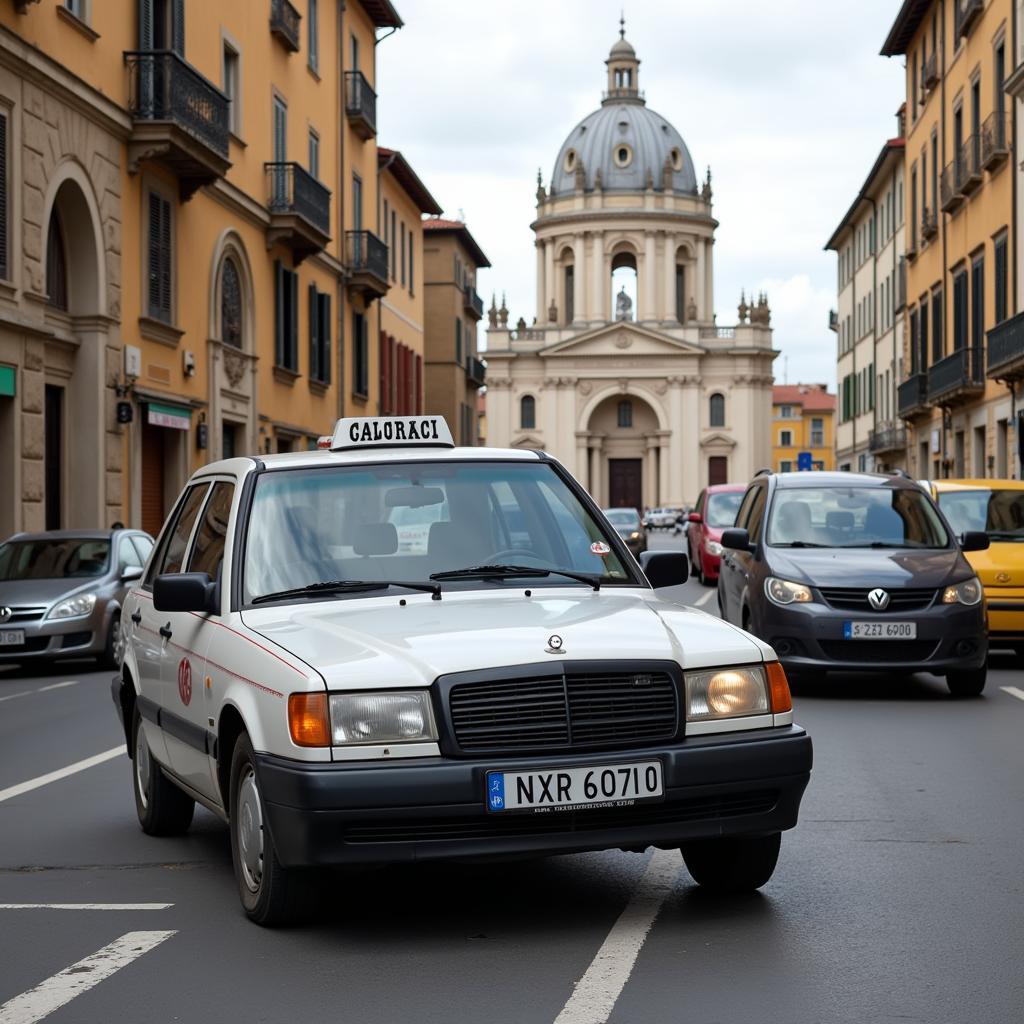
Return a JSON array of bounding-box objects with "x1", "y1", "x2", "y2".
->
[
  {"x1": 121, "y1": 565, "x2": 144, "y2": 583},
  {"x1": 639, "y1": 550, "x2": 689, "y2": 588},
  {"x1": 721, "y1": 528, "x2": 756, "y2": 553},
  {"x1": 960, "y1": 531, "x2": 990, "y2": 553},
  {"x1": 687, "y1": 512, "x2": 702, "y2": 524},
  {"x1": 153, "y1": 572, "x2": 217, "y2": 614}
]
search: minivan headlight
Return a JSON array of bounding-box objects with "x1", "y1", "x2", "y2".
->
[
  {"x1": 329, "y1": 691, "x2": 437, "y2": 745},
  {"x1": 765, "y1": 577, "x2": 812, "y2": 606},
  {"x1": 47, "y1": 593, "x2": 97, "y2": 619},
  {"x1": 942, "y1": 577, "x2": 983, "y2": 606},
  {"x1": 685, "y1": 666, "x2": 769, "y2": 721}
]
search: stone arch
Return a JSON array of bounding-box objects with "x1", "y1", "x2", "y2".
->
[{"x1": 577, "y1": 382, "x2": 669, "y2": 433}]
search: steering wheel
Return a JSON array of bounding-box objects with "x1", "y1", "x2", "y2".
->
[{"x1": 486, "y1": 548, "x2": 542, "y2": 564}]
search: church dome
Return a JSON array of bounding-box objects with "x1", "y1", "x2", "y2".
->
[{"x1": 550, "y1": 29, "x2": 697, "y2": 196}]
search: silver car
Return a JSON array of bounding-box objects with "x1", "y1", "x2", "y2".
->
[{"x1": 0, "y1": 529, "x2": 154, "y2": 669}]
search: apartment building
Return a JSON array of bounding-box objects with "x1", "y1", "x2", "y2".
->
[
  {"x1": 884, "y1": 0, "x2": 1017, "y2": 480},
  {"x1": 771, "y1": 384, "x2": 836, "y2": 472},
  {"x1": 0, "y1": 0, "x2": 400, "y2": 537},
  {"x1": 826, "y1": 133, "x2": 907, "y2": 473}
]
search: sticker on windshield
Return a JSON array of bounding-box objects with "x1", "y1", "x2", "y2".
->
[{"x1": 590, "y1": 541, "x2": 611, "y2": 556}]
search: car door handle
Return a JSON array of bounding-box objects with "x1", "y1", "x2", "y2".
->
[
  {"x1": 131, "y1": 610, "x2": 142, "y2": 625},
  {"x1": 159, "y1": 623, "x2": 173, "y2": 640}
]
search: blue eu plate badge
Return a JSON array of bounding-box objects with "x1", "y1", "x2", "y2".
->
[{"x1": 487, "y1": 772, "x2": 505, "y2": 811}]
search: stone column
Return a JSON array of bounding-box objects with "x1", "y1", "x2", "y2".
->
[
  {"x1": 682, "y1": 376, "x2": 701, "y2": 500},
  {"x1": 590, "y1": 233, "x2": 605, "y2": 324},
  {"x1": 572, "y1": 233, "x2": 586, "y2": 323},
  {"x1": 704, "y1": 237, "x2": 714, "y2": 322},
  {"x1": 657, "y1": 430, "x2": 671, "y2": 504},
  {"x1": 663, "y1": 233, "x2": 677, "y2": 322},
  {"x1": 642, "y1": 231, "x2": 657, "y2": 322},
  {"x1": 644, "y1": 434, "x2": 659, "y2": 507},
  {"x1": 589, "y1": 436, "x2": 605, "y2": 505},
  {"x1": 696, "y1": 239, "x2": 706, "y2": 322},
  {"x1": 536, "y1": 240, "x2": 546, "y2": 324},
  {"x1": 545, "y1": 240, "x2": 555, "y2": 320},
  {"x1": 668, "y1": 377, "x2": 685, "y2": 503},
  {"x1": 556, "y1": 378, "x2": 577, "y2": 469},
  {"x1": 575, "y1": 431, "x2": 590, "y2": 489}
]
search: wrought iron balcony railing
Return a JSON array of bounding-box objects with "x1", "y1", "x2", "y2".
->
[
  {"x1": 270, "y1": 0, "x2": 301, "y2": 53},
  {"x1": 345, "y1": 230, "x2": 389, "y2": 299},
  {"x1": 960, "y1": 135, "x2": 983, "y2": 194},
  {"x1": 928, "y1": 346, "x2": 985, "y2": 404},
  {"x1": 987, "y1": 310, "x2": 1024, "y2": 379},
  {"x1": 869, "y1": 422, "x2": 908, "y2": 455},
  {"x1": 344, "y1": 71, "x2": 377, "y2": 140},
  {"x1": 981, "y1": 111, "x2": 1011, "y2": 171},
  {"x1": 463, "y1": 285, "x2": 484, "y2": 320},
  {"x1": 897, "y1": 372, "x2": 930, "y2": 418},
  {"x1": 466, "y1": 356, "x2": 486, "y2": 387},
  {"x1": 266, "y1": 162, "x2": 331, "y2": 236}
]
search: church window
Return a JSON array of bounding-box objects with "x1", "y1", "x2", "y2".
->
[
  {"x1": 617, "y1": 400, "x2": 633, "y2": 428},
  {"x1": 675, "y1": 265, "x2": 685, "y2": 322},
  {"x1": 220, "y1": 256, "x2": 243, "y2": 348},
  {"x1": 564, "y1": 265, "x2": 574, "y2": 323},
  {"x1": 564, "y1": 149, "x2": 576, "y2": 173},
  {"x1": 709, "y1": 393, "x2": 725, "y2": 427},
  {"x1": 670, "y1": 147, "x2": 683, "y2": 172},
  {"x1": 520, "y1": 395, "x2": 536, "y2": 430},
  {"x1": 613, "y1": 144, "x2": 632, "y2": 168}
]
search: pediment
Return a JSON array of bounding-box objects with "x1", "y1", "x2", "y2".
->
[
  {"x1": 700, "y1": 431, "x2": 737, "y2": 450},
  {"x1": 511, "y1": 434, "x2": 544, "y2": 449},
  {"x1": 541, "y1": 322, "x2": 704, "y2": 359}
]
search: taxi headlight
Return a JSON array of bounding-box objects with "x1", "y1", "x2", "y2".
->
[
  {"x1": 47, "y1": 593, "x2": 97, "y2": 620},
  {"x1": 685, "y1": 666, "x2": 770, "y2": 721},
  {"x1": 329, "y1": 691, "x2": 437, "y2": 745},
  {"x1": 942, "y1": 576, "x2": 983, "y2": 606},
  {"x1": 765, "y1": 577, "x2": 812, "y2": 606},
  {"x1": 704, "y1": 540, "x2": 723, "y2": 556},
  {"x1": 629, "y1": 531, "x2": 641, "y2": 540}
]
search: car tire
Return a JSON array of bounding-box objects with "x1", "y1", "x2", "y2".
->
[
  {"x1": 230, "y1": 734, "x2": 310, "y2": 926},
  {"x1": 681, "y1": 832, "x2": 782, "y2": 893},
  {"x1": 697, "y1": 557, "x2": 708, "y2": 587},
  {"x1": 132, "y1": 708, "x2": 194, "y2": 836},
  {"x1": 99, "y1": 612, "x2": 121, "y2": 671},
  {"x1": 689, "y1": 550, "x2": 699, "y2": 577},
  {"x1": 946, "y1": 666, "x2": 987, "y2": 698}
]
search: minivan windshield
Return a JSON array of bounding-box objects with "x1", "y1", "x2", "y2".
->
[
  {"x1": 243, "y1": 461, "x2": 631, "y2": 603},
  {"x1": 0, "y1": 539, "x2": 111, "y2": 580},
  {"x1": 705, "y1": 492, "x2": 743, "y2": 528},
  {"x1": 937, "y1": 488, "x2": 1024, "y2": 542},
  {"x1": 766, "y1": 486, "x2": 949, "y2": 548}
]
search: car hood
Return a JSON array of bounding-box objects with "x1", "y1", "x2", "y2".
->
[
  {"x1": 965, "y1": 542, "x2": 1024, "y2": 587},
  {"x1": 0, "y1": 577, "x2": 102, "y2": 608},
  {"x1": 241, "y1": 588, "x2": 769, "y2": 689},
  {"x1": 766, "y1": 547, "x2": 969, "y2": 589}
]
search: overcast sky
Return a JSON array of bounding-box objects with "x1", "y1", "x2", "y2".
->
[{"x1": 376, "y1": 0, "x2": 907, "y2": 391}]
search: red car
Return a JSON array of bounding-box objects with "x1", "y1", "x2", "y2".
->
[{"x1": 687, "y1": 483, "x2": 747, "y2": 586}]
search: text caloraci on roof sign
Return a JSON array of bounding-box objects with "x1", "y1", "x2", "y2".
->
[{"x1": 330, "y1": 416, "x2": 455, "y2": 451}]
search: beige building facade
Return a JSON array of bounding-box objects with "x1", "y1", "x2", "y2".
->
[{"x1": 484, "y1": 32, "x2": 776, "y2": 509}]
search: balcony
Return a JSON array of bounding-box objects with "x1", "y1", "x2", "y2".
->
[
  {"x1": 987, "y1": 311, "x2": 1024, "y2": 380},
  {"x1": 265, "y1": 163, "x2": 331, "y2": 262},
  {"x1": 345, "y1": 230, "x2": 389, "y2": 299},
  {"x1": 897, "y1": 372, "x2": 930, "y2": 419},
  {"x1": 958, "y1": 0, "x2": 983, "y2": 37},
  {"x1": 828, "y1": 309, "x2": 838, "y2": 333},
  {"x1": 125, "y1": 51, "x2": 230, "y2": 200},
  {"x1": 463, "y1": 285, "x2": 484, "y2": 320},
  {"x1": 895, "y1": 257, "x2": 907, "y2": 311},
  {"x1": 270, "y1": 0, "x2": 301, "y2": 53},
  {"x1": 927, "y1": 346, "x2": 985, "y2": 405},
  {"x1": 940, "y1": 159, "x2": 964, "y2": 214},
  {"x1": 922, "y1": 51, "x2": 939, "y2": 91},
  {"x1": 981, "y1": 111, "x2": 1011, "y2": 171},
  {"x1": 869, "y1": 422, "x2": 908, "y2": 455},
  {"x1": 959, "y1": 136, "x2": 983, "y2": 196},
  {"x1": 344, "y1": 71, "x2": 377, "y2": 140},
  {"x1": 466, "y1": 356, "x2": 486, "y2": 388},
  {"x1": 921, "y1": 207, "x2": 938, "y2": 242}
]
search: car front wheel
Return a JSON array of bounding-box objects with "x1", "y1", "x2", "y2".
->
[
  {"x1": 681, "y1": 833, "x2": 781, "y2": 893},
  {"x1": 946, "y1": 666, "x2": 986, "y2": 698},
  {"x1": 132, "y1": 708, "x2": 194, "y2": 836}
]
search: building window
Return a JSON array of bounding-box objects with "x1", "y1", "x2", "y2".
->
[
  {"x1": 454, "y1": 317, "x2": 462, "y2": 363},
  {"x1": 222, "y1": 42, "x2": 240, "y2": 135},
  {"x1": 779, "y1": 429, "x2": 792, "y2": 447},
  {"x1": 811, "y1": 418, "x2": 824, "y2": 447},
  {"x1": 400, "y1": 222, "x2": 406, "y2": 287},
  {"x1": 520, "y1": 395, "x2": 536, "y2": 430},
  {"x1": 352, "y1": 311, "x2": 368, "y2": 396},
  {"x1": 274, "y1": 261, "x2": 298, "y2": 371},
  {"x1": 780, "y1": 460, "x2": 792, "y2": 473},
  {"x1": 970, "y1": 254, "x2": 984, "y2": 350},
  {"x1": 64, "y1": 0, "x2": 84, "y2": 17},
  {"x1": 352, "y1": 173, "x2": 362, "y2": 232},
  {"x1": 0, "y1": 111, "x2": 7, "y2": 281},
  {"x1": 46, "y1": 214, "x2": 68, "y2": 311},
  {"x1": 272, "y1": 94, "x2": 287, "y2": 163},
  {"x1": 953, "y1": 269, "x2": 968, "y2": 351},
  {"x1": 779, "y1": 405, "x2": 792, "y2": 419},
  {"x1": 675, "y1": 264, "x2": 685, "y2": 322},
  {"x1": 994, "y1": 234, "x2": 1008, "y2": 324},
  {"x1": 308, "y1": 130, "x2": 319, "y2": 179},
  {"x1": 931, "y1": 289, "x2": 942, "y2": 365},
  {"x1": 308, "y1": 284, "x2": 331, "y2": 384},
  {"x1": 409, "y1": 234, "x2": 414, "y2": 295},
  {"x1": 709, "y1": 393, "x2": 725, "y2": 427},
  {"x1": 308, "y1": 0, "x2": 319, "y2": 72},
  {"x1": 147, "y1": 190, "x2": 173, "y2": 323},
  {"x1": 617, "y1": 400, "x2": 633, "y2": 428},
  {"x1": 564, "y1": 264, "x2": 574, "y2": 323},
  {"x1": 220, "y1": 257, "x2": 242, "y2": 348},
  {"x1": 390, "y1": 210, "x2": 396, "y2": 279}
]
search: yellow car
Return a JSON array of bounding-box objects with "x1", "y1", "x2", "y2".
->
[{"x1": 928, "y1": 479, "x2": 1024, "y2": 656}]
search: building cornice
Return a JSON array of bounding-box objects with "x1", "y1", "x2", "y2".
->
[{"x1": 532, "y1": 208, "x2": 718, "y2": 234}]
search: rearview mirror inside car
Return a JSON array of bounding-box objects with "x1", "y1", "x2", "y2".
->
[
  {"x1": 960, "y1": 531, "x2": 990, "y2": 553},
  {"x1": 384, "y1": 485, "x2": 446, "y2": 508}
]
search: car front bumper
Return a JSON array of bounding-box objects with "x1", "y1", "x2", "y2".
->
[
  {"x1": 757, "y1": 598, "x2": 987, "y2": 673},
  {"x1": 985, "y1": 587, "x2": 1024, "y2": 646},
  {"x1": 255, "y1": 726, "x2": 813, "y2": 867},
  {"x1": 0, "y1": 605, "x2": 110, "y2": 661}
]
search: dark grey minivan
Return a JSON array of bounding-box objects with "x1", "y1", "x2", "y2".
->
[{"x1": 716, "y1": 472, "x2": 990, "y2": 696}]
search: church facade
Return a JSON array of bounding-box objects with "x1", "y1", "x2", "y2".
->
[{"x1": 484, "y1": 29, "x2": 777, "y2": 510}]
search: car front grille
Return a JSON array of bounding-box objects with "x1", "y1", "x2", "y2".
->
[
  {"x1": 2, "y1": 606, "x2": 47, "y2": 623},
  {"x1": 818, "y1": 587, "x2": 937, "y2": 612},
  {"x1": 448, "y1": 669, "x2": 679, "y2": 754},
  {"x1": 819, "y1": 639, "x2": 939, "y2": 662}
]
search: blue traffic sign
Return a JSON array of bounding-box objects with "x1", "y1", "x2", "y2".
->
[{"x1": 797, "y1": 451, "x2": 814, "y2": 471}]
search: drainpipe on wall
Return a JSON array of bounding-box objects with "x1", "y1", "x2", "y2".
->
[
  {"x1": 337, "y1": 1, "x2": 347, "y2": 419},
  {"x1": 869, "y1": 196, "x2": 878, "y2": 469},
  {"x1": 939, "y1": 0, "x2": 949, "y2": 477}
]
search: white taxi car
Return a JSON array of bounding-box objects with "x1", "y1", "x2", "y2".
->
[{"x1": 112, "y1": 416, "x2": 812, "y2": 925}]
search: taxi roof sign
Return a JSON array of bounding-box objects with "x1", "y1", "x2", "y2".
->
[{"x1": 330, "y1": 416, "x2": 455, "y2": 452}]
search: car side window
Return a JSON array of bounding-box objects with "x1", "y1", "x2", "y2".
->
[
  {"x1": 187, "y1": 482, "x2": 235, "y2": 581},
  {"x1": 117, "y1": 537, "x2": 140, "y2": 573},
  {"x1": 745, "y1": 486, "x2": 768, "y2": 543},
  {"x1": 131, "y1": 535, "x2": 154, "y2": 568},
  {"x1": 151, "y1": 484, "x2": 210, "y2": 580},
  {"x1": 695, "y1": 490, "x2": 706, "y2": 516},
  {"x1": 734, "y1": 486, "x2": 758, "y2": 531}
]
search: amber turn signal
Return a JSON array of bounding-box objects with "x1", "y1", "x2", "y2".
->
[
  {"x1": 765, "y1": 661, "x2": 792, "y2": 714},
  {"x1": 288, "y1": 692, "x2": 331, "y2": 747}
]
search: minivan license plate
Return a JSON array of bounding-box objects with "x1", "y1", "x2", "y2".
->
[
  {"x1": 486, "y1": 760, "x2": 663, "y2": 813},
  {"x1": 844, "y1": 621, "x2": 917, "y2": 639},
  {"x1": 0, "y1": 630, "x2": 24, "y2": 646}
]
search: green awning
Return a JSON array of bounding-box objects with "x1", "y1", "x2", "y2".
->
[
  {"x1": 147, "y1": 401, "x2": 192, "y2": 430},
  {"x1": 0, "y1": 365, "x2": 14, "y2": 398}
]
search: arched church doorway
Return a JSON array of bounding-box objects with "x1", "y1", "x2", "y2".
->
[{"x1": 585, "y1": 391, "x2": 660, "y2": 512}]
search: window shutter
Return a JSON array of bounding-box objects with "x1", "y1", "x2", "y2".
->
[
  {"x1": 159, "y1": 195, "x2": 172, "y2": 321},
  {"x1": 147, "y1": 192, "x2": 162, "y2": 318},
  {"x1": 0, "y1": 113, "x2": 7, "y2": 281},
  {"x1": 274, "y1": 260, "x2": 284, "y2": 366},
  {"x1": 172, "y1": 0, "x2": 185, "y2": 55},
  {"x1": 308, "y1": 283, "x2": 319, "y2": 381},
  {"x1": 319, "y1": 292, "x2": 331, "y2": 384},
  {"x1": 138, "y1": 0, "x2": 153, "y2": 49}
]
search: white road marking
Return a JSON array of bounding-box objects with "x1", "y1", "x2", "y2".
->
[
  {"x1": 553, "y1": 849, "x2": 681, "y2": 1024},
  {"x1": 694, "y1": 589, "x2": 715, "y2": 608},
  {"x1": 0, "y1": 930, "x2": 175, "y2": 1024},
  {"x1": 0, "y1": 746, "x2": 126, "y2": 804},
  {"x1": 1000, "y1": 686, "x2": 1024, "y2": 702},
  {"x1": 0, "y1": 681, "x2": 78, "y2": 704},
  {"x1": 0, "y1": 904, "x2": 172, "y2": 911}
]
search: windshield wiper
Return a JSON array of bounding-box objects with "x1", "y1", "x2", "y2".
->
[
  {"x1": 838, "y1": 542, "x2": 919, "y2": 549},
  {"x1": 772, "y1": 541, "x2": 829, "y2": 548},
  {"x1": 251, "y1": 579, "x2": 441, "y2": 605},
  {"x1": 430, "y1": 564, "x2": 601, "y2": 591}
]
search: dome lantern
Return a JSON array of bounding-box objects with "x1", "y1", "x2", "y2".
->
[{"x1": 604, "y1": 16, "x2": 642, "y2": 105}]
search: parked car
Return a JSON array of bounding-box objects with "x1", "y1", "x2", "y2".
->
[
  {"x1": 927, "y1": 478, "x2": 1024, "y2": 657},
  {"x1": 687, "y1": 484, "x2": 747, "y2": 585},
  {"x1": 716, "y1": 471, "x2": 989, "y2": 696},
  {"x1": 645, "y1": 507, "x2": 678, "y2": 530},
  {"x1": 0, "y1": 528, "x2": 155, "y2": 668},
  {"x1": 602, "y1": 507, "x2": 648, "y2": 556}
]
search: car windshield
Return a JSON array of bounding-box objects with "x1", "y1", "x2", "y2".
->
[
  {"x1": 937, "y1": 488, "x2": 1024, "y2": 541},
  {"x1": 705, "y1": 492, "x2": 743, "y2": 528},
  {"x1": 0, "y1": 539, "x2": 111, "y2": 580},
  {"x1": 604, "y1": 510, "x2": 639, "y2": 527},
  {"x1": 243, "y1": 461, "x2": 631, "y2": 603},
  {"x1": 766, "y1": 486, "x2": 949, "y2": 548}
]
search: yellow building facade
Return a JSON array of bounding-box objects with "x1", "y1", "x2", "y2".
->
[
  {"x1": 771, "y1": 385, "x2": 836, "y2": 472},
  {"x1": 0, "y1": 0, "x2": 400, "y2": 537},
  {"x1": 884, "y1": 0, "x2": 1018, "y2": 480}
]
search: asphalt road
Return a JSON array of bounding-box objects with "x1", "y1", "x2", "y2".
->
[{"x1": 1, "y1": 530, "x2": 1023, "y2": 1024}]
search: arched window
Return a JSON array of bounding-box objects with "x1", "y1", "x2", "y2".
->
[
  {"x1": 709, "y1": 393, "x2": 725, "y2": 427},
  {"x1": 46, "y1": 214, "x2": 68, "y2": 311},
  {"x1": 617, "y1": 400, "x2": 633, "y2": 428},
  {"x1": 220, "y1": 257, "x2": 243, "y2": 348},
  {"x1": 520, "y1": 395, "x2": 536, "y2": 429}
]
